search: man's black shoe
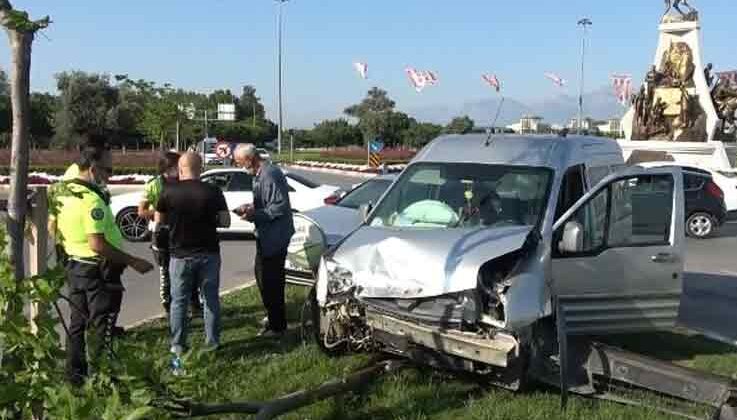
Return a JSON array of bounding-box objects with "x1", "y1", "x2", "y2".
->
[
  {"x1": 257, "y1": 327, "x2": 285, "y2": 339},
  {"x1": 112, "y1": 326, "x2": 126, "y2": 338}
]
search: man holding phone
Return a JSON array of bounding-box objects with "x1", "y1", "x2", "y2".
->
[{"x1": 233, "y1": 144, "x2": 294, "y2": 338}]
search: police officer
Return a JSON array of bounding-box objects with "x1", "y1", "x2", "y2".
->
[
  {"x1": 56, "y1": 142, "x2": 153, "y2": 386},
  {"x1": 138, "y1": 151, "x2": 203, "y2": 315}
]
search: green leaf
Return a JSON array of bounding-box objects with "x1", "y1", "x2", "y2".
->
[{"x1": 121, "y1": 406, "x2": 154, "y2": 420}]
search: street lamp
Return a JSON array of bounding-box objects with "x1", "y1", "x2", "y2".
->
[
  {"x1": 276, "y1": 0, "x2": 289, "y2": 156},
  {"x1": 577, "y1": 17, "x2": 592, "y2": 135}
]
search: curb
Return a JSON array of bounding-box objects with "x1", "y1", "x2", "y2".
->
[
  {"x1": 285, "y1": 164, "x2": 380, "y2": 178},
  {"x1": 124, "y1": 279, "x2": 257, "y2": 330}
]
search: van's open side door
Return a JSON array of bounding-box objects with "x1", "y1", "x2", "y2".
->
[{"x1": 551, "y1": 167, "x2": 685, "y2": 335}]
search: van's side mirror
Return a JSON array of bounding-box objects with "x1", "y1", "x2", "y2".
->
[
  {"x1": 559, "y1": 221, "x2": 584, "y2": 254},
  {"x1": 359, "y1": 202, "x2": 374, "y2": 223}
]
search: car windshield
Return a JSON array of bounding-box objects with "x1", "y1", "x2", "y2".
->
[
  {"x1": 369, "y1": 163, "x2": 552, "y2": 229},
  {"x1": 338, "y1": 179, "x2": 393, "y2": 209}
]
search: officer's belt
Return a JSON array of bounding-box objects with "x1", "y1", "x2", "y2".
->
[{"x1": 69, "y1": 257, "x2": 102, "y2": 266}]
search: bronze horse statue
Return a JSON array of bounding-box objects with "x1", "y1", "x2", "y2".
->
[{"x1": 664, "y1": 0, "x2": 696, "y2": 18}]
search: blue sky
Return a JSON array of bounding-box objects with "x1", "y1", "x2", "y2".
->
[{"x1": 1, "y1": 0, "x2": 736, "y2": 127}]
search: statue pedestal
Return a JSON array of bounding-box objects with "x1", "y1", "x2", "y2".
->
[
  {"x1": 622, "y1": 19, "x2": 720, "y2": 141},
  {"x1": 618, "y1": 140, "x2": 737, "y2": 170}
]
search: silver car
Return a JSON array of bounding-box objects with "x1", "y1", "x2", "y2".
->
[
  {"x1": 285, "y1": 174, "x2": 396, "y2": 286},
  {"x1": 311, "y1": 134, "x2": 685, "y2": 386}
]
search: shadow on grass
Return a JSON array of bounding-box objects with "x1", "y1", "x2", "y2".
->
[
  {"x1": 127, "y1": 286, "x2": 310, "y2": 360},
  {"x1": 595, "y1": 330, "x2": 735, "y2": 361}
]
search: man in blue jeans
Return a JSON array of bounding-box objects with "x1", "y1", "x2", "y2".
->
[{"x1": 155, "y1": 152, "x2": 230, "y2": 357}]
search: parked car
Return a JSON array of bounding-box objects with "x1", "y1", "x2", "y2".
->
[
  {"x1": 311, "y1": 134, "x2": 684, "y2": 387},
  {"x1": 637, "y1": 162, "x2": 727, "y2": 238},
  {"x1": 111, "y1": 168, "x2": 339, "y2": 242},
  {"x1": 285, "y1": 174, "x2": 397, "y2": 285}
]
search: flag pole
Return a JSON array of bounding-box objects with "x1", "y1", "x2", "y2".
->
[{"x1": 492, "y1": 96, "x2": 506, "y2": 131}]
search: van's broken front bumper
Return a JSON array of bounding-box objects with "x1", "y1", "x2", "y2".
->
[{"x1": 365, "y1": 310, "x2": 518, "y2": 368}]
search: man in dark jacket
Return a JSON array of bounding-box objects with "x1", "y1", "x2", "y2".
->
[{"x1": 234, "y1": 144, "x2": 294, "y2": 338}]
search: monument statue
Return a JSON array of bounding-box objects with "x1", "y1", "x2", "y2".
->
[
  {"x1": 631, "y1": 42, "x2": 705, "y2": 140},
  {"x1": 662, "y1": 0, "x2": 698, "y2": 22},
  {"x1": 713, "y1": 80, "x2": 737, "y2": 135},
  {"x1": 704, "y1": 63, "x2": 715, "y2": 88},
  {"x1": 623, "y1": 2, "x2": 725, "y2": 142}
]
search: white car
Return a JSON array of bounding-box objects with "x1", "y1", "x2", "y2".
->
[
  {"x1": 638, "y1": 161, "x2": 737, "y2": 215},
  {"x1": 111, "y1": 168, "x2": 339, "y2": 242}
]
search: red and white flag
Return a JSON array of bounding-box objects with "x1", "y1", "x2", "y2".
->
[
  {"x1": 482, "y1": 74, "x2": 501, "y2": 92},
  {"x1": 353, "y1": 62, "x2": 368, "y2": 79},
  {"x1": 611, "y1": 74, "x2": 633, "y2": 106},
  {"x1": 406, "y1": 67, "x2": 439, "y2": 92},
  {"x1": 717, "y1": 71, "x2": 737, "y2": 86},
  {"x1": 544, "y1": 72, "x2": 566, "y2": 87}
]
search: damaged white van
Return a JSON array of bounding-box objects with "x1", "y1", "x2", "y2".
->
[{"x1": 312, "y1": 134, "x2": 685, "y2": 387}]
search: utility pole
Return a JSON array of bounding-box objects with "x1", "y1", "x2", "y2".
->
[
  {"x1": 577, "y1": 18, "x2": 592, "y2": 135},
  {"x1": 175, "y1": 119, "x2": 180, "y2": 151},
  {"x1": 253, "y1": 102, "x2": 257, "y2": 128},
  {"x1": 276, "y1": 0, "x2": 288, "y2": 156}
]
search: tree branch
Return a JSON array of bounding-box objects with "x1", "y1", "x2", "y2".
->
[
  {"x1": 0, "y1": 0, "x2": 51, "y2": 33},
  {"x1": 162, "y1": 358, "x2": 405, "y2": 419}
]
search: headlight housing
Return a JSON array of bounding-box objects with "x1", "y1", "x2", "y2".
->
[{"x1": 324, "y1": 259, "x2": 354, "y2": 295}]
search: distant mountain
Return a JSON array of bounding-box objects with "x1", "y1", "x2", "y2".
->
[
  {"x1": 407, "y1": 85, "x2": 627, "y2": 127},
  {"x1": 529, "y1": 86, "x2": 627, "y2": 124},
  {"x1": 406, "y1": 97, "x2": 529, "y2": 127}
]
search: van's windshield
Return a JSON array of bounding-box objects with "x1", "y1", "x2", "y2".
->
[{"x1": 369, "y1": 162, "x2": 552, "y2": 229}]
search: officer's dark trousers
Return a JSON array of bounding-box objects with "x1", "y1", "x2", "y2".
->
[
  {"x1": 65, "y1": 261, "x2": 123, "y2": 385},
  {"x1": 254, "y1": 243, "x2": 288, "y2": 332}
]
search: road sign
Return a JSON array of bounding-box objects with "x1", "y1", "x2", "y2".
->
[
  {"x1": 369, "y1": 153, "x2": 381, "y2": 168},
  {"x1": 369, "y1": 140, "x2": 384, "y2": 154},
  {"x1": 217, "y1": 103, "x2": 236, "y2": 121},
  {"x1": 215, "y1": 141, "x2": 232, "y2": 159}
]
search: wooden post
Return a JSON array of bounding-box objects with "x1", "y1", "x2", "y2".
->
[{"x1": 28, "y1": 186, "x2": 48, "y2": 335}]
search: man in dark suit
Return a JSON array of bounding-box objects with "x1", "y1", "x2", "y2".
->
[{"x1": 234, "y1": 144, "x2": 295, "y2": 338}]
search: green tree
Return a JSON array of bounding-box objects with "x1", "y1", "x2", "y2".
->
[
  {"x1": 401, "y1": 121, "x2": 443, "y2": 148},
  {"x1": 385, "y1": 111, "x2": 414, "y2": 147},
  {"x1": 53, "y1": 71, "x2": 120, "y2": 148},
  {"x1": 344, "y1": 87, "x2": 396, "y2": 144},
  {"x1": 1, "y1": 0, "x2": 51, "y2": 285},
  {"x1": 116, "y1": 77, "x2": 183, "y2": 150},
  {"x1": 446, "y1": 115, "x2": 475, "y2": 134},
  {"x1": 308, "y1": 119, "x2": 362, "y2": 147},
  {"x1": 0, "y1": 68, "x2": 11, "y2": 146},
  {"x1": 237, "y1": 85, "x2": 266, "y2": 125},
  {"x1": 29, "y1": 92, "x2": 57, "y2": 148}
]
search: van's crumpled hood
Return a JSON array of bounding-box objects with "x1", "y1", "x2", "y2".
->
[{"x1": 331, "y1": 225, "x2": 532, "y2": 299}]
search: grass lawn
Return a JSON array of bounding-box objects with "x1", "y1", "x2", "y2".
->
[{"x1": 126, "y1": 285, "x2": 737, "y2": 420}]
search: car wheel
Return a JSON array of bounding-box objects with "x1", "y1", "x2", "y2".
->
[
  {"x1": 116, "y1": 207, "x2": 150, "y2": 242},
  {"x1": 307, "y1": 287, "x2": 346, "y2": 357},
  {"x1": 686, "y1": 212, "x2": 716, "y2": 239}
]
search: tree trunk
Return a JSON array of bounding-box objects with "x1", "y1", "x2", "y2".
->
[{"x1": 5, "y1": 29, "x2": 33, "y2": 282}]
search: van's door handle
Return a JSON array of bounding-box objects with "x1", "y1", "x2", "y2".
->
[{"x1": 651, "y1": 253, "x2": 677, "y2": 263}]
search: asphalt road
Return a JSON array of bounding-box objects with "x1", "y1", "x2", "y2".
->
[{"x1": 679, "y1": 221, "x2": 737, "y2": 344}]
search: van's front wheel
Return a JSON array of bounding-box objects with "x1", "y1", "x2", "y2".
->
[{"x1": 302, "y1": 287, "x2": 347, "y2": 356}]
